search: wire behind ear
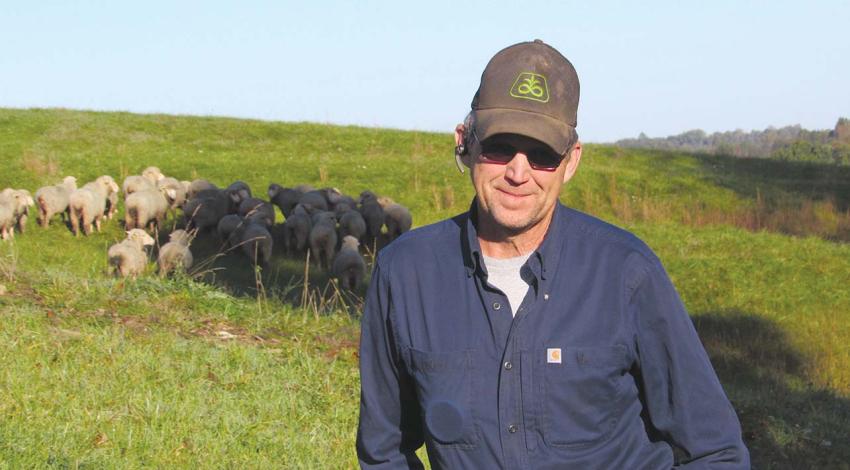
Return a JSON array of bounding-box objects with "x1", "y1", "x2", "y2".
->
[{"x1": 455, "y1": 152, "x2": 465, "y2": 174}]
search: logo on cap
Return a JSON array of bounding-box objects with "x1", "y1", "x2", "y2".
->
[{"x1": 510, "y1": 72, "x2": 549, "y2": 103}]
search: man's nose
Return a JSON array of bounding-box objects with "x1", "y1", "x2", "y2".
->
[{"x1": 504, "y1": 152, "x2": 532, "y2": 185}]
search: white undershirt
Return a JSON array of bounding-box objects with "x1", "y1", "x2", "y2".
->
[{"x1": 482, "y1": 253, "x2": 532, "y2": 317}]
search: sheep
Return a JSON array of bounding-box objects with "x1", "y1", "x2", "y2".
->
[
  {"x1": 157, "y1": 177, "x2": 188, "y2": 213},
  {"x1": 225, "y1": 181, "x2": 252, "y2": 207},
  {"x1": 309, "y1": 211, "x2": 337, "y2": 269},
  {"x1": 216, "y1": 214, "x2": 244, "y2": 248},
  {"x1": 334, "y1": 202, "x2": 354, "y2": 217},
  {"x1": 332, "y1": 235, "x2": 366, "y2": 290},
  {"x1": 186, "y1": 179, "x2": 217, "y2": 199},
  {"x1": 1, "y1": 189, "x2": 35, "y2": 234},
  {"x1": 280, "y1": 204, "x2": 312, "y2": 255},
  {"x1": 68, "y1": 176, "x2": 120, "y2": 236},
  {"x1": 358, "y1": 191, "x2": 385, "y2": 244},
  {"x1": 337, "y1": 208, "x2": 367, "y2": 243},
  {"x1": 34, "y1": 176, "x2": 77, "y2": 228},
  {"x1": 0, "y1": 203, "x2": 14, "y2": 241},
  {"x1": 237, "y1": 222, "x2": 273, "y2": 266},
  {"x1": 122, "y1": 175, "x2": 156, "y2": 196},
  {"x1": 182, "y1": 189, "x2": 233, "y2": 232},
  {"x1": 377, "y1": 197, "x2": 413, "y2": 242},
  {"x1": 267, "y1": 184, "x2": 300, "y2": 218},
  {"x1": 294, "y1": 184, "x2": 315, "y2": 194},
  {"x1": 125, "y1": 186, "x2": 175, "y2": 232},
  {"x1": 238, "y1": 197, "x2": 275, "y2": 228},
  {"x1": 107, "y1": 229, "x2": 155, "y2": 277},
  {"x1": 322, "y1": 188, "x2": 357, "y2": 212},
  {"x1": 142, "y1": 166, "x2": 165, "y2": 183},
  {"x1": 157, "y1": 229, "x2": 194, "y2": 276},
  {"x1": 300, "y1": 190, "x2": 329, "y2": 213}
]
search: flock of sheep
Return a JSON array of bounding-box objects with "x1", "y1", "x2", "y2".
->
[{"x1": 0, "y1": 166, "x2": 413, "y2": 290}]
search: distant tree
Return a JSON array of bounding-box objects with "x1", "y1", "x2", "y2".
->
[{"x1": 835, "y1": 118, "x2": 850, "y2": 144}]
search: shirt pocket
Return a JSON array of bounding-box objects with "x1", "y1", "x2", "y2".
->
[
  {"x1": 408, "y1": 348, "x2": 479, "y2": 448},
  {"x1": 535, "y1": 345, "x2": 627, "y2": 448}
]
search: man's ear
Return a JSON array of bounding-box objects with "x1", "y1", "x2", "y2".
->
[
  {"x1": 454, "y1": 124, "x2": 473, "y2": 172},
  {"x1": 562, "y1": 141, "x2": 582, "y2": 183}
]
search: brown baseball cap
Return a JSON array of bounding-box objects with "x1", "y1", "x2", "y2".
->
[{"x1": 471, "y1": 39, "x2": 579, "y2": 155}]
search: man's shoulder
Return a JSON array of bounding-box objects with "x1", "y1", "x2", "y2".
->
[{"x1": 558, "y1": 205, "x2": 659, "y2": 264}]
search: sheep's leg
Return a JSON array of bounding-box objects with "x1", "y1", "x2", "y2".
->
[{"x1": 94, "y1": 216, "x2": 102, "y2": 232}]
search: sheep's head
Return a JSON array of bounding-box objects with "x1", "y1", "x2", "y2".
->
[
  {"x1": 169, "y1": 229, "x2": 192, "y2": 245},
  {"x1": 125, "y1": 228, "x2": 155, "y2": 247},
  {"x1": 142, "y1": 166, "x2": 165, "y2": 183},
  {"x1": 63, "y1": 176, "x2": 78, "y2": 190},
  {"x1": 341, "y1": 235, "x2": 360, "y2": 250},
  {"x1": 376, "y1": 196, "x2": 396, "y2": 209},
  {"x1": 97, "y1": 176, "x2": 119, "y2": 194},
  {"x1": 267, "y1": 184, "x2": 281, "y2": 199}
]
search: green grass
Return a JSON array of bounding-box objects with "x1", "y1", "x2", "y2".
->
[{"x1": 1, "y1": 108, "x2": 849, "y2": 468}]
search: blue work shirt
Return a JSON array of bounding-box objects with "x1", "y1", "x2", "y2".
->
[{"x1": 357, "y1": 201, "x2": 749, "y2": 469}]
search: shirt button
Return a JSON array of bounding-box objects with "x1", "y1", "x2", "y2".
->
[
  {"x1": 492, "y1": 302, "x2": 501, "y2": 310},
  {"x1": 544, "y1": 294, "x2": 549, "y2": 300},
  {"x1": 508, "y1": 424, "x2": 518, "y2": 434},
  {"x1": 503, "y1": 361, "x2": 513, "y2": 370}
]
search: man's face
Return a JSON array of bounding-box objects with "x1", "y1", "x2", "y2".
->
[{"x1": 462, "y1": 130, "x2": 580, "y2": 235}]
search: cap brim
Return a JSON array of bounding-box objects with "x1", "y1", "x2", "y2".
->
[{"x1": 474, "y1": 108, "x2": 575, "y2": 156}]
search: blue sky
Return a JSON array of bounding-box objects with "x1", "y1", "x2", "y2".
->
[{"x1": 1, "y1": 1, "x2": 848, "y2": 142}]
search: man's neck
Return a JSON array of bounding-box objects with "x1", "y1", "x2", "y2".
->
[{"x1": 476, "y1": 211, "x2": 554, "y2": 259}]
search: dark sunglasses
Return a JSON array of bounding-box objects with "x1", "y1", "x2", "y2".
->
[{"x1": 472, "y1": 129, "x2": 565, "y2": 171}]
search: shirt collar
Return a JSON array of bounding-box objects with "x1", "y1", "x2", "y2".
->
[{"x1": 461, "y1": 198, "x2": 568, "y2": 281}]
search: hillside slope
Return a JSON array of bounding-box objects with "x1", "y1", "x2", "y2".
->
[{"x1": 1, "y1": 108, "x2": 848, "y2": 468}]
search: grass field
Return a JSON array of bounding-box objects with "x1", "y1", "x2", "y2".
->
[{"x1": 1, "y1": 108, "x2": 849, "y2": 469}]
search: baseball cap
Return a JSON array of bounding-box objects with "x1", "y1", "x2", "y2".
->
[{"x1": 471, "y1": 39, "x2": 579, "y2": 156}]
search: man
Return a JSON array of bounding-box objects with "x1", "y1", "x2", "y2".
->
[{"x1": 357, "y1": 40, "x2": 749, "y2": 469}]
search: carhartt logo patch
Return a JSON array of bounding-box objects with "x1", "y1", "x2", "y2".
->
[
  {"x1": 547, "y1": 348, "x2": 562, "y2": 364},
  {"x1": 510, "y1": 72, "x2": 549, "y2": 103}
]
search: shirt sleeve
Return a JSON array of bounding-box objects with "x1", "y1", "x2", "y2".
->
[
  {"x1": 630, "y1": 258, "x2": 750, "y2": 469},
  {"x1": 356, "y1": 259, "x2": 425, "y2": 469}
]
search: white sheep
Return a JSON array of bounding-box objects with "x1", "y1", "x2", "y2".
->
[
  {"x1": 68, "y1": 176, "x2": 119, "y2": 236},
  {"x1": 125, "y1": 186, "x2": 176, "y2": 232},
  {"x1": 332, "y1": 235, "x2": 366, "y2": 290},
  {"x1": 122, "y1": 166, "x2": 165, "y2": 196},
  {"x1": 142, "y1": 166, "x2": 165, "y2": 182},
  {"x1": 34, "y1": 176, "x2": 77, "y2": 228},
  {"x1": 157, "y1": 229, "x2": 194, "y2": 276},
  {"x1": 157, "y1": 177, "x2": 188, "y2": 213},
  {"x1": 107, "y1": 229, "x2": 155, "y2": 277},
  {"x1": 0, "y1": 188, "x2": 35, "y2": 234},
  {"x1": 0, "y1": 203, "x2": 14, "y2": 241},
  {"x1": 122, "y1": 176, "x2": 153, "y2": 196}
]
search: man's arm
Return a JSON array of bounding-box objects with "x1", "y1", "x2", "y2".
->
[
  {"x1": 630, "y1": 258, "x2": 750, "y2": 468},
  {"x1": 357, "y1": 260, "x2": 425, "y2": 469}
]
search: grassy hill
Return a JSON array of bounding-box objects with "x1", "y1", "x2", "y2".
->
[{"x1": 1, "y1": 108, "x2": 848, "y2": 468}]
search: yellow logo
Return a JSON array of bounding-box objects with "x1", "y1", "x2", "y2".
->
[
  {"x1": 510, "y1": 72, "x2": 549, "y2": 103},
  {"x1": 547, "y1": 348, "x2": 562, "y2": 364}
]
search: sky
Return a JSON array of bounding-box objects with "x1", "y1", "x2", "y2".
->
[{"x1": 1, "y1": 0, "x2": 848, "y2": 142}]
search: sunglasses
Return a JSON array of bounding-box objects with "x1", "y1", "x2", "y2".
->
[{"x1": 472, "y1": 129, "x2": 565, "y2": 171}]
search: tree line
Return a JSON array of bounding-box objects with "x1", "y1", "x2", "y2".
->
[{"x1": 616, "y1": 118, "x2": 850, "y2": 165}]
